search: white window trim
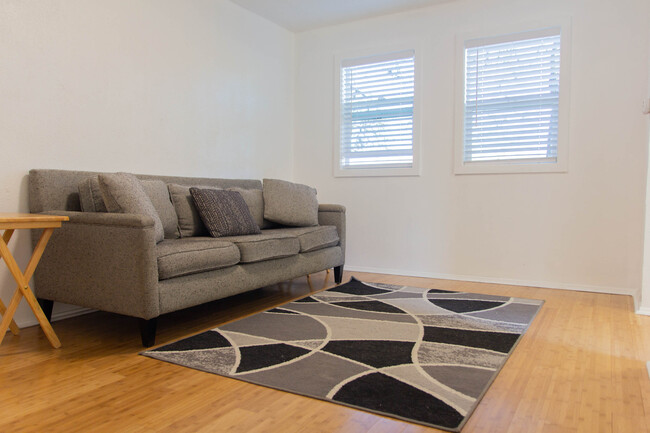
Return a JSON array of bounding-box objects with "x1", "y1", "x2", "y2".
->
[
  {"x1": 454, "y1": 19, "x2": 572, "y2": 175},
  {"x1": 334, "y1": 45, "x2": 421, "y2": 178}
]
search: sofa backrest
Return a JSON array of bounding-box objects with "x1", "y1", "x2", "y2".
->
[{"x1": 29, "y1": 169, "x2": 262, "y2": 213}]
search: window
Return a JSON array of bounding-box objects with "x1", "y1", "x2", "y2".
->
[
  {"x1": 455, "y1": 25, "x2": 570, "y2": 174},
  {"x1": 335, "y1": 50, "x2": 419, "y2": 177}
]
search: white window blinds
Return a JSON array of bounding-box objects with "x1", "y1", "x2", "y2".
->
[
  {"x1": 339, "y1": 51, "x2": 415, "y2": 170},
  {"x1": 464, "y1": 29, "x2": 561, "y2": 163}
]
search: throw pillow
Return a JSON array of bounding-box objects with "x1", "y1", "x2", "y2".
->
[
  {"x1": 167, "y1": 183, "x2": 215, "y2": 237},
  {"x1": 190, "y1": 188, "x2": 261, "y2": 237},
  {"x1": 263, "y1": 179, "x2": 318, "y2": 227},
  {"x1": 98, "y1": 172, "x2": 165, "y2": 243},
  {"x1": 226, "y1": 187, "x2": 264, "y2": 229},
  {"x1": 79, "y1": 176, "x2": 179, "y2": 239}
]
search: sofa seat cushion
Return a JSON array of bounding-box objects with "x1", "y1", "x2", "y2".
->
[
  {"x1": 262, "y1": 226, "x2": 339, "y2": 253},
  {"x1": 156, "y1": 238, "x2": 240, "y2": 280},
  {"x1": 219, "y1": 232, "x2": 300, "y2": 263}
]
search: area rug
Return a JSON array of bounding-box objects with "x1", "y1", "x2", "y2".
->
[{"x1": 142, "y1": 277, "x2": 543, "y2": 432}]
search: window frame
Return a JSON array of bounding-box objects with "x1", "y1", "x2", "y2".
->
[
  {"x1": 454, "y1": 21, "x2": 572, "y2": 175},
  {"x1": 334, "y1": 46, "x2": 421, "y2": 178}
]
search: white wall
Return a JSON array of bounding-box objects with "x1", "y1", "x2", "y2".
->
[
  {"x1": 637, "y1": 18, "x2": 650, "y2": 313},
  {"x1": 294, "y1": 0, "x2": 650, "y2": 294},
  {"x1": 0, "y1": 0, "x2": 294, "y2": 326}
]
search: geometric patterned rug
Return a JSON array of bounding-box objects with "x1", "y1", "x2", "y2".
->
[{"x1": 142, "y1": 277, "x2": 543, "y2": 432}]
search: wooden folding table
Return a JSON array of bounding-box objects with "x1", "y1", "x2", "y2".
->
[{"x1": 0, "y1": 213, "x2": 69, "y2": 348}]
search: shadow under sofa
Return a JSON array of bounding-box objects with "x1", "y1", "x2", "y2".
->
[{"x1": 28, "y1": 169, "x2": 345, "y2": 347}]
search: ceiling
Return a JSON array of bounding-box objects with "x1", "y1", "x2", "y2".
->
[{"x1": 230, "y1": 0, "x2": 453, "y2": 32}]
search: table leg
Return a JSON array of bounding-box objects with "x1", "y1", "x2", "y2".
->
[
  {"x1": 0, "y1": 228, "x2": 61, "y2": 348},
  {"x1": 0, "y1": 299, "x2": 20, "y2": 336},
  {"x1": 0, "y1": 289, "x2": 22, "y2": 342},
  {"x1": 0, "y1": 229, "x2": 20, "y2": 336}
]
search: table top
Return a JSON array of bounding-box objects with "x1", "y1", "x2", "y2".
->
[
  {"x1": 0, "y1": 213, "x2": 69, "y2": 223},
  {"x1": 0, "y1": 213, "x2": 69, "y2": 229}
]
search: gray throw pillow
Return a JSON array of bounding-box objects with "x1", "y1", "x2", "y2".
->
[
  {"x1": 98, "y1": 172, "x2": 165, "y2": 243},
  {"x1": 190, "y1": 188, "x2": 261, "y2": 237},
  {"x1": 167, "y1": 183, "x2": 216, "y2": 237},
  {"x1": 263, "y1": 179, "x2": 318, "y2": 227},
  {"x1": 79, "y1": 176, "x2": 179, "y2": 240},
  {"x1": 227, "y1": 187, "x2": 264, "y2": 229}
]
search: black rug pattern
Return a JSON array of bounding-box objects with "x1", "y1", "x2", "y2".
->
[{"x1": 142, "y1": 277, "x2": 543, "y2": 432}]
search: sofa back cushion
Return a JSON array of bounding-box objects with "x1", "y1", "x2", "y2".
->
[
  {"x1": 263, "y1": 179, "x2": 319, "y2": 227},
  {"x1": 78, "y1": 177, "x2": 108, "y2": 213},
  {"x1": 168, "y1": 183, "x2": 212, "y2": 237},
  {"x1": 141, "y1": 180, "x2": 180, "y2": 239},
  {"x1": 29, "y1": 169, "x2": 261, "y2": 214}
]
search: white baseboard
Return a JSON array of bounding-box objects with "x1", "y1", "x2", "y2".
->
[
  {"x1": 632, "y1": 288, "x2": 642, "y2": 312},
  {"x1": 3, "y1": 265, "x2": 639, "y2": 333},
  {"x1": 14, "y1": 305, "x2": 95, "y2": 329},
  {"x1": 345, "y1": 265, "x2": 638, "y2": 297}
]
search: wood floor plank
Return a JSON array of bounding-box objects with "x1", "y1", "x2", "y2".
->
[{"x1": 2, "y1": 270, "x2": 650, "y2": 432}]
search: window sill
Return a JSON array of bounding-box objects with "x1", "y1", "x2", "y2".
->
[
  {"x1": 454, "y1": 160, "x2": 567, "y2": 175},
  {"x1": 334, "y1": 166, "x2": 420, "y2": 178}
]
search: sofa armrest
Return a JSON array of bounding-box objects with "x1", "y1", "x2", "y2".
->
[
  {"x1": 33, "y1": 211, "x2": 160, "y2": 319},
  {"x1": 40, "y1": 210, "x2": 156, "y2": 228},
  {"x1": 318, "y1": 204, "x2": 346, "y2": 262}
]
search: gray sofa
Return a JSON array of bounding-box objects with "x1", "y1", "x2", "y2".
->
[{"x1": 28, "y1": 169, "x2": 345, "y2": 346}]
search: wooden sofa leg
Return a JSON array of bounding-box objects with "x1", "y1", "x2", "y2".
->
[
  {"x1": 140, "y1": 318, "x2": 158, "y2": 347},
  {"x1": 334, "y1": 266, "x2": 344, "y2": 284},
  {"x1": 37, "y1": 298, "x2": 54, "y2": 322}
]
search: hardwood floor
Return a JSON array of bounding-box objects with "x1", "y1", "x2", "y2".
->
[{"x1": 2, "y1": 270, "x2": 650, "y2": 432}]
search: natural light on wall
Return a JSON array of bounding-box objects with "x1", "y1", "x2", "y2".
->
[
  {"x1": 335, "y1": 50, "x2": 419, "y2": 177},
  {"x1": 455, "y1": 25, "x2": 570, "y2": 174}
]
